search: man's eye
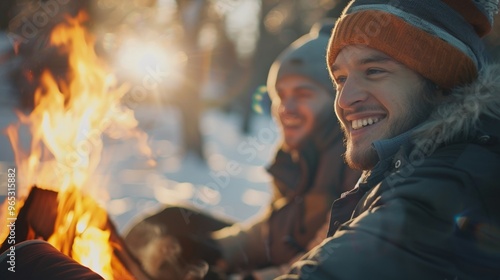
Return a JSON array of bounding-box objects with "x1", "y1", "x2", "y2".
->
[
  {"x1": 366, "y1": 68, "x2": 385, "y2": 75},
  {"x1": 335, "y1": 76, "x2": 347, "y2": 85},
  {"x1": 296, "y1": 91, "x2": 313, "y2": 99}
]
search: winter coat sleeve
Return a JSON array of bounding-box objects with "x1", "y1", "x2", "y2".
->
[
  {"x1": 0, "y1": 240, "x2": 103, "y2": 279},
  {"x1": 212, "y1": 141, "x2": 360, "y2": 273},
  {"x1": 210, "y1": 214, "x2": 271, "y2": 272},
  {"x1": 276, "y1": 145, "x2": 500, "y2": 280},
  {"x1": 212, "y1": 112, "x2": 360, "y2": 273}
]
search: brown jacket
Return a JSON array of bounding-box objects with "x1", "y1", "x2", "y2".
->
[{"x1": 213, "y1": 111, "x2": 361, "y2": 273}]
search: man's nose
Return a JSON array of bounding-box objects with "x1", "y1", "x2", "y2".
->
[
  {"x1": 336, "y1": 76, "x2": 369, "y2": 109},
  {"x1": 280, "y1": 97, "x2": 298, "y2": 113}
]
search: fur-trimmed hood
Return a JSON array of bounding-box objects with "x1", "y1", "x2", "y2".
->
[{"x1": 413, "y1": 63, "x2": 500, "y2": 152}]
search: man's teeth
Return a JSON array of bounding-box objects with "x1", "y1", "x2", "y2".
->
[
  {"x1": 282, "y1": 118, "x2": 301, "y2": 126},
  {"x1": 352, "y1": 117, "x2": 380, "y2": 130}
]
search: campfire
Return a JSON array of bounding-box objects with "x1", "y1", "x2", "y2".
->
[{"x1": 0, "y1": 11, "x2": 153, "y2": 279}]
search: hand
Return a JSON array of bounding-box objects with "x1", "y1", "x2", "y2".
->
[{"x1": 125, "y1": 222, "x2": 212, "y2": 279}]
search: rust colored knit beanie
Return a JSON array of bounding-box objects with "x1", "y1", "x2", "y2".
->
[{"x1": 328, "y1": 0, "x2": 499, "y2": 89}]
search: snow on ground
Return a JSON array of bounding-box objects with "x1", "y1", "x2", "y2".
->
[
  {"x1": 0, "y1": 96, "x2": 279, "y2": 234},
  {"x1": 104, "y1": 103, "x2": 279, "y2": 233}
]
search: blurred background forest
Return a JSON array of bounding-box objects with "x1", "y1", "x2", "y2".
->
[{"x1": 0, "y1": 0, "x2": 499, "y2": 162}]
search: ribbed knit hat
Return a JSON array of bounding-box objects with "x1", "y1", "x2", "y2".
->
[
  {"x1": 267, "y1": 19, "x2": 336, "y2": 96},
  {"x1": 328, "y1": 0, "x2": 499, "y2": 89}
]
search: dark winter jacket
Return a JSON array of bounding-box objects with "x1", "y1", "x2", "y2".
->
[
  {"x1": 213, "y1": 108, "x2": 361, "y2": 273},
  {"x1": 277, "y1": 64, "x2": 500, "y2": 280}
]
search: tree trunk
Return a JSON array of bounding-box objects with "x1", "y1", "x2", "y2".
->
[{"x1": 176, "y1": 0, "x2": 207, "y2": 159}]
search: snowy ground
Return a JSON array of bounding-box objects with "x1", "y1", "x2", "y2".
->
[
  {"x1": 0, "y1": 98, "x2": 279, "y2": 234},
  {"x1": 103, "y1": 104, "x2": 279, "y2": 233}
]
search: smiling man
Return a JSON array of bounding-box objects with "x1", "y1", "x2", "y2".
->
[
  {"x1": 277, "y1": 0, "x2": 500, "y2": 279},
  {"x1": 273, "y1": 74, "x2": 333, "y2": 150},
  {"x1": 331, "y1": 46, "x2": 436, "y2": 170}
]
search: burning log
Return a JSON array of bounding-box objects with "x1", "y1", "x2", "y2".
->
[{"x1": 0, "y1": 186, "x2": 152, "y2": 280}]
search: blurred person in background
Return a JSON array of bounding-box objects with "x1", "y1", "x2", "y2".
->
[{"x1": 124, "y1": 19, "x2": 361, "y2": 279}]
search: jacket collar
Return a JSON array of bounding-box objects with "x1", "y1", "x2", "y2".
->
[
  {"x1": 372, "y1": 127, "x2": 416, "y2": 162},
  {"x1": 412, "y1": 63, "x2": 500, "y2": 153}
]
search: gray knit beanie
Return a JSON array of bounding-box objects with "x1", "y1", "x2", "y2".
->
[{"x1": 267, "y1": 19, "x2": 336, "y2": 96}]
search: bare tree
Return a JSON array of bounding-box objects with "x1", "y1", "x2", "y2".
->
[{"x1": 172, "y1": 0, "x2": 208, "y2": 159}]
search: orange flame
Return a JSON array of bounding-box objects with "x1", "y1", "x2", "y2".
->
[{"x1": 5, "y1": 11, "x2": 152, "y2": 279}]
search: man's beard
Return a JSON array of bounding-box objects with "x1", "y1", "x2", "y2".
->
[{"x1": 342, "y1": 88, "x2": 435, "y2": 171}]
